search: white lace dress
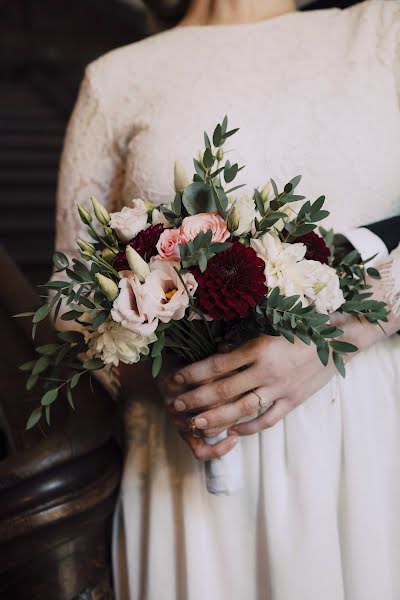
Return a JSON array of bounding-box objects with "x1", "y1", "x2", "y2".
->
[{"x1": 55, "y1": 2, "x2": 400, "y2": 598}]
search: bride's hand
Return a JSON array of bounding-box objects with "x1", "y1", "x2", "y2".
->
[{"x1": 166, "y1": 314, "x2": 365, "y2": 447}]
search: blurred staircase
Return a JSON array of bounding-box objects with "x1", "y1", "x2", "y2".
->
[
  {"x1": 0, "y1": 0, "x2": 146, "y2": 285},
  {"x1": 0, "y1": 80, "x2": 65, "y2": 284}
]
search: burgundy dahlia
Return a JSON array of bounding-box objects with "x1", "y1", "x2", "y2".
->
[
  {"x1": 195, "y1": 242, "x2": 267, "y2": 321},
  {"x1": 113, "y1": 224, "x2": 164, "y2": 270},
  {"x1": 296, "y1": 231, "x2": 330, "y2": 264}
]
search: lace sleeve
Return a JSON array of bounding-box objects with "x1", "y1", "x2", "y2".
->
[
  {"x1": 53, "y1": 68, "x2": 125, "y2": 397},
  {"x1": 380, "y1": 244, "x2": 400, "y2": 317},
  {"x1": 55, "y1": 66, "x2": 124, "y2": 257}
]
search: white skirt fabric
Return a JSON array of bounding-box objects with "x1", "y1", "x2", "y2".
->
[{"x1": 112, "y1": 334, "x2": 400, "y2": 600}]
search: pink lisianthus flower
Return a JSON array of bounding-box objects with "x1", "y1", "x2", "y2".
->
[
  {"x1": 180, "y1": 212, "x2": 229, "y2": 244},
  {"x1": 145, "y1": 259, "x2": 198, "y2": 322},
  {"x1": 111, "y1": 271, "x2": 158, "y2": 336}
]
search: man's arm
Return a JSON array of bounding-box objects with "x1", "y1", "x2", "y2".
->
[{"x1": 336, "y1": 215, "x2": 400, "y2": 265}]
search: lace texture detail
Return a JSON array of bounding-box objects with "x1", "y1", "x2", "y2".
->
[{"x1": 55, "y1": 69, "x2": 125, "y2": 257}]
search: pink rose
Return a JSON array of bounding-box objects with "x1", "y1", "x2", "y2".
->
[
  {"x1": 180, "y1": 213, "x2": 229, "y2": 244},
  {"x1": 111, "y1": 272, "x2": 158, "y2": 337},
  {"x1": 156, "y1": 228, "x2": 182, "y2": 260}
]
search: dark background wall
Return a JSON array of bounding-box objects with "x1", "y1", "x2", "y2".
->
[{"x1": 0, "y1": 0, "x2": 364, "y2": 285}]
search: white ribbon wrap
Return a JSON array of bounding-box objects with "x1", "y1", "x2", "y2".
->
[{"x1": 204, "y1": 430, "x2": 244, "y2": 496}]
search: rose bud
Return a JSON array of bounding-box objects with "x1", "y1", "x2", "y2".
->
[
  {"x1": 77, "y1": 204, "x2": 92, "y2": 225},
  {"x1": 77, "y1": 239, "x2": 95, "y2": 254},
  {"x1": 216, "y1": 148, "x2": 224, "y2": 161},
  {"x1": 261, "y1": 181, "x2": 272, "y2": 202},
  {"x1": 174, "y1": 160, "x2": 190, "y2": 192},
  {"x1": 125, "y1": 245, "x2": 150, "y2": 282},
  {"x1": 91, "y1": 196, "x2": 110, "y2": 225},
  {"x1": 95, "y1": 273, "x2": 119, "y2": 301},
  {"x1": 227, "y1": 204, "x2": 240, "y2": 234},
  {"x1": 102, "y1": 248, "x2": 118, "y2": 263}
]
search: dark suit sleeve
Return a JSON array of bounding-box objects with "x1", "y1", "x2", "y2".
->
[{"x1": 363, "y1": 216, "x2": 400, "y2": 254}]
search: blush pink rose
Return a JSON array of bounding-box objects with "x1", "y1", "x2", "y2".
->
[
  {"x1": 111, "y1": 272, "x2": 158, "y2": 337},
  {"x1": 156, "y1": 228, "x2": 182, "y2": 260},
  {"x1": 180, "y1": 213, "x2": 229, "y2": 244}
]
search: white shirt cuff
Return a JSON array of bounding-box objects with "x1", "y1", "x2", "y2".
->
[{"x1": 342, "y1": 227, "x2": 389, "y2": 267}]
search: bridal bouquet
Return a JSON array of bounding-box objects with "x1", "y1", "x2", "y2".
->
[{"x1": 18, "y1": 117, "x2": 388, "y2": 495}]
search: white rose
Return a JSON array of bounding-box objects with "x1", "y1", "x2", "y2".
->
[
  {"x1": 88, "y1": 318, "x2": 156, "y2": 367},
  {"x1": 303, "y1": 261, "x2": 345, "y2": 314},
  {"x1": 109, "y1": 199, "x2": 148, "y2": 242},
  {"x1": 250, "y1": 232, "x2": 314, "y2": 302},
  {"x1": 228, "y1": 196, "x2": 257, "y2": 236}
]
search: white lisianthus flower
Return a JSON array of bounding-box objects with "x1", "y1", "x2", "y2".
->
[
  {"x1": 88, "y1": 318, "x2": 156, "y2": 367},
  {"x1": 250, "y1": 232, "x2": 314, "y2": 302},
  {"x1": 303, "y1": 261, "x2": 345, "y2": 314},
  {"x1": 228, "y1": 196, "x2": 257, "y2": 236},
  {"x1": 109, "y1": 199, "x2": 148, "y2": 242}
]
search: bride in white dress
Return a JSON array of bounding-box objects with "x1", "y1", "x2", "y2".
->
[{"x1": 55, "y1": 0, "x2": 400, "y2": 598}]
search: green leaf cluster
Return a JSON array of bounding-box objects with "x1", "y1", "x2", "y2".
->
[
  {"x1": 257, "y1": 287, "x2": 358, "y2": 377},
  {"x1": 333, "y1": 248, "x2": 389, "y2": 325},
  {"x1": 161, "y1": 116, "x2": 244, "y2": 226},
  {"x1": 19, "y1": 328, "x2": 105, "y2": 430},
  {"x1": 179, "y1": 229, "x2": 231, "y2": 272}
]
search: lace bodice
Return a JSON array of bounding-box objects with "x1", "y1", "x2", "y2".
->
[{"x1": 55, "y1": 0, "x2": 400, "y2": 313}]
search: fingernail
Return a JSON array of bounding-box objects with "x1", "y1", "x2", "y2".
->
[
  {"x1": 174, "y1": 399, "x2": 186, "y2": 412},
  {"x1": 195, "y1": 417, "x2": 208, "y2": 429},
  {"x1": 228, "y1": 429, "x2": 238, "y2": 436},
  {"x1": 174, "y1": 373, "x2": 184, "y2": 384}
]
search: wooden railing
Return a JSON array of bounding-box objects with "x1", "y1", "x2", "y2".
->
[{"x1": 0, "y1": 246, "x2": 122, "y2": 599}]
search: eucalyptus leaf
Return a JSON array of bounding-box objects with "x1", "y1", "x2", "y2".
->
[
  {"x1": 26, "y1": 373, "x2": 38, "y2": 391},
  {"x1": 83, "y1": 358, "x2": 104, "y2": 370},
  {"x1": 152, "y1": 354, "x2": 162, "y2": 378},
  {"x1": 36, "y1": 344, "x2": 60, "y2": 355},
  {"x1": 26, "y1": 407, "x2": 42, "y2": 430},
  {"x1": 182, "y1": 183, "x2": 216, "y2": 215},
  {"x1": 41, "y1": 388, "x2": 59, "y2": 406},
  {"x1": 67, "y1": 385, "x2": 75, "y2": 409},
  {"x1": 71, "y1": 372, "x2": 83, "y2": 389},
  {"x1": 53, "y1": 251, "x2": 69, "y2": 271},
  {"x1": 333, "y1": 351, "x2": 346, "y2": 378},
  {"x1": 33, "y1": 304, "x2": 51, "y2": 323},
  {"x1": 19, "y1": 360, "x2": 36, "y2": 371},
  {"x1": 367, "y1": 267, "x2": 381, "y2": 279},
  {"x1": 329, "y1": 341, "x2": 358, "y2": 354},
  {"x1": 32, "y1": 355, "x2": 50, "y2": 376}
]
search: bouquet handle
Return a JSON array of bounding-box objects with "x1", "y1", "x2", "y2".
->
[{"x1": 204, "y1": 431, "x2": 244, "y2": 496}]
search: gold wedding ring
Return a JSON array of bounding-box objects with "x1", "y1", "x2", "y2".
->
[
  {"x1": 187, "y1": 415, "x2": 202, "y2": 438},
  {"x1": 252, "y1": 389, "x2": 270, "y2": 409}
]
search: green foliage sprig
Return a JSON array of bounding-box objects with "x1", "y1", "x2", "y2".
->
[
  {"x1": 15, "y1": 198, "x2": 122, "y2": 429},
  {"x1": 256, "y1": 287, "x2": 358, "y2": 377}
]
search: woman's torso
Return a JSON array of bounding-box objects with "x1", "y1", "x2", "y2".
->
[{"x1": 90, "y1": 0, "x2": 400, "y2": 230}]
